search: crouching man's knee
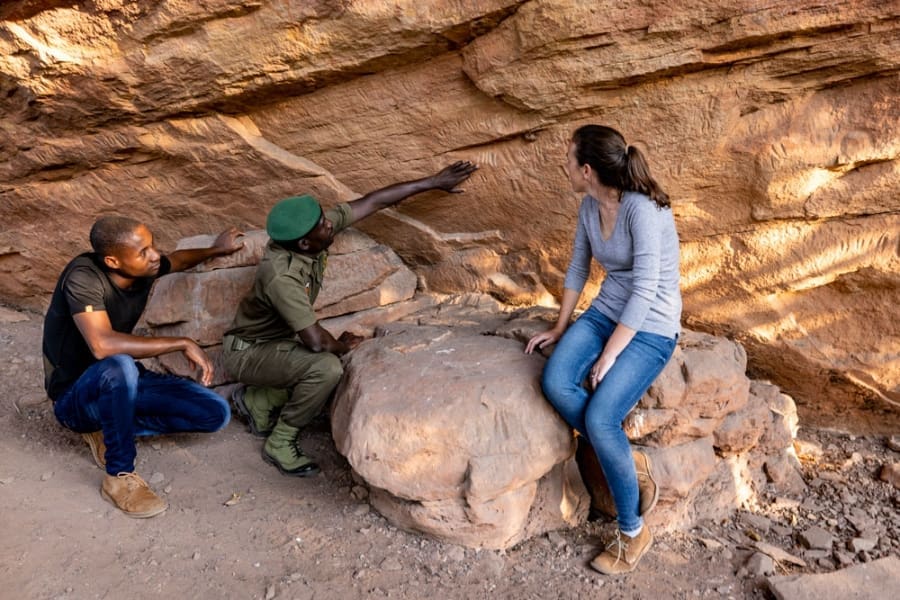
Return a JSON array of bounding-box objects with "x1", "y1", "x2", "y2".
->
[{"x1": 313, "y1": 353, "x2": 344, "y2": 391}]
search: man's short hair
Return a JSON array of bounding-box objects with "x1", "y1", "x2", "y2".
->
[{"x1": 89, "y1": 216, "x2": 141, "y2": 256}]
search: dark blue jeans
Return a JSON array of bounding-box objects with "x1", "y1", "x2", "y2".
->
[
  {"x1": 53, "y1": 354, "x2": 230, "y2": 475},
  {"x1": 541, "y1": 307, "x2": 677, "y2": 533}
]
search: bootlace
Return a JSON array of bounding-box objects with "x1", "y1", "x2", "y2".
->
[
  {"x1": 289, "y1": 439, "x2": 305, "y2": 459},
  {"x1": 604, "y1": 529, "x2": 628, "y2": 567},
  {"x1": 116, "y1": 471, "x2": 150, "y2": 490}
]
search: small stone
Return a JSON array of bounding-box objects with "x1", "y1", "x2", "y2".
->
[
  {"x1": 849, "y1": 537, "x2": 878, "y2": 553},
  {"x1": 163, "y1": 485, "x2": 173, "y2": 494},
  {"x1": 839, "y1": 490, "x2": 857, "y2": 505},
  {"x1": 380, "y1": 557, "x2": 402, "y2": 571},
  {"x1": 745, "y1": 552, "x2": 775, "y2": 576},
  {"x1": 447, "y1": 546, "x2": 466, "y2": 562},
  {"x1": 833, "y1": 550, "x2": 854, "y2": 566},
  {"x1": 887, "y1": 436, "x2": 900, "y2": 452},
  {"x1": 149, "y1": 472, "x2": 165, "y2": 485},
  {"x1": 793, "y1": 439, "x2": 824, "y2": 460},
  {"x1": 151, "y1": 442, "x2": 162, "y2": 451},
  {"x1": 192, "y1": 551, "x2": 200, "y2": 560},
  {"x1": 742, "y1": 513, "x2": 773, "y2": 534},
  {"x1": 699, "y1": 537, "x2": 723, "y2": 550},
  {"x1": 547, "y1": 531, "x2": 567, "y2": 550},
  {"x1": 772, "y1": 525, "x2": 793, "y2": 537},
  {"x1": 841, "y1": 452, "x2": 863, "y2": 470},
  {"x1": 350, "y1": 485, "x2": 368, "y2": 501},
  {"x1": 878, "y1": 463, "x2": 900, "y2": 489},
  {"x1": 798, "y1": 525, "x2": 834, "y2": 551},
  {"x1": 817, "y1": 557, "x2": 836, "y2": 569},
  {"x1": 40, "y1": 471, "x2": 53, "y2": 481},
  {"x1": 265, "y1": 584, "x2": 276, "y2": 600}
]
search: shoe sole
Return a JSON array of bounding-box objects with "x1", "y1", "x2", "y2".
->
[
  {"x1": 636, "y1": 451, "x2": 660, "y2": 517},
  {"x1": 100, "y1": 489, "x2": 168, "y2": 519},
  {"x1": 261, "y1": 446, "x2": 321, "y2": 478},
  {"x1": 231, "y1": 387, "x2": 271, "y2": 439}
]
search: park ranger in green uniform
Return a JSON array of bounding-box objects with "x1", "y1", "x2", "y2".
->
[{"x1": 223, "y1": 160, "x2": 478, "y2": 476}]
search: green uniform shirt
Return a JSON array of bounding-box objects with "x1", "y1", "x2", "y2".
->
[{"x1": 226, "y1": 203, "x2": 353, "y2": 342}]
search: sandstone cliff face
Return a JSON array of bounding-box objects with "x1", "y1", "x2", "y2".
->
[{"x1": 1, "y1": 1, "x2": 898, "y2": 414}]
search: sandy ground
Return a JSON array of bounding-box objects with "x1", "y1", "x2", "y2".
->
[{"x1": 1, "y1": 310, "x2": 897, "y2": 600}]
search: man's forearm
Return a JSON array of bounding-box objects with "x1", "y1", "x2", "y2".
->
[
  {"x1": 349, "y1": 176, "x2": 435, "y2": 221},
  {"x1": 167, "y1": 247, "x2": 224, "y2": 273},
  {"x1": 89, "y1": 331, "x2": 193, "y2": 360}
]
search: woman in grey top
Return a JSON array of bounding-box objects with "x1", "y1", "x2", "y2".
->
[{"x1": 526, "y1": 124, "x2": 681, "y2": 575}]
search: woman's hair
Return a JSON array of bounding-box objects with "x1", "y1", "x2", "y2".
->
[{"x1": 571, "y1": 124, "x2": 670, "y2": 208}]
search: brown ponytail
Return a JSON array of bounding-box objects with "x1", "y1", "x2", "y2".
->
[
  {"x1": 572, "y1": 125, "x2": 670, "y2": 209},
  {"x1": 625, "y1": 145, "x2": 670, "y2": 208}
]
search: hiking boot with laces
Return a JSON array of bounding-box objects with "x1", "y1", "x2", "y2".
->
[
  {"x1": 590, "y1": 526, "x2": 653, "y2": 575},
  {"x1": 101, "y1": 472, "x2": 168, "y2": 518},
  {"x1": 231, "y1": 385, "x2": 285, "y2": 438},
  {"x1": 82, "y1": 430, "x2": 106, "y2": 469},
  {"x1": 633, "y1": 449, "x2": 659, "y2": 517},
  {"x1": 262, "y1": 419, "x2": 320, "y2": 477}
]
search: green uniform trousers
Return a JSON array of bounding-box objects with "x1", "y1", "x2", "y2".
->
[{"x1": 222, "y1": 335, "x2": 343, "y2": 428}]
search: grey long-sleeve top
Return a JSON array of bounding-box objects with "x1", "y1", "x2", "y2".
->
[{"x1": 563, "y1": 191, "x2": 682, "y2": 338}]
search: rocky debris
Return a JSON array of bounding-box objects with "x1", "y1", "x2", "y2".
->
[
  {"x1": 767, "y1": 556, "x2": 900, "y2": 600},
  {"x1": 687, "y1": 426, "x2": 900, "y2": 596}
]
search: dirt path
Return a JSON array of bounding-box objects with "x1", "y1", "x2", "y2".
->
[{"x1": 1, "y1": 311, "x2": 897, "y2": 600}]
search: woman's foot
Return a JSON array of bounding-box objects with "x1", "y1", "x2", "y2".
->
[{"x1": 590, "y1": 526, "x2": 653, "y2": 575}]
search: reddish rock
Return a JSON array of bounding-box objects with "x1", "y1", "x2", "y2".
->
[{"x1": 331, "y1": 322, "x2": 588, "y2": 549}]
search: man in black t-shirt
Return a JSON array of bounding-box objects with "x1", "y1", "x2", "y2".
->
[{"x1": 43, "y1": 215, "x2": 243, "y2": 518}]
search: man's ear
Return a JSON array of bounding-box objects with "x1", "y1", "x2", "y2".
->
[
  {"x1": 103, "y1": 255, "x2": 120, "y2": 270},
  {"x1": 296, "y1": 238, "x2": 310, "y2": 251}
]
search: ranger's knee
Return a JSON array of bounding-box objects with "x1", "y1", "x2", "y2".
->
[{"x1": 315, "y1": 353, "x2": 344, "y2": 389}]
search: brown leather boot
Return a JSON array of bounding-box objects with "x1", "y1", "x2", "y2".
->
[
  {"x1": 590, "y1": 526, "x2": 654, "y2": 575},
  {"x1": 101, "y1": 472, "x2": 168, "y2": 518},
  {"x1": 633, "y1": 449, "x2": 659, "y2": 517},
  {"x1": 81, "y1": 431, "x2": 106, "y2": 469}
]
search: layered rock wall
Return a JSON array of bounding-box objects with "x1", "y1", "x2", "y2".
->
[{"x1": 2, "y1": 1, "x2": 898, "y2": 417}]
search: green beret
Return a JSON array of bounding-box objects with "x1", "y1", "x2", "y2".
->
[{"x1": 266, "y1": 195, "x2": 322, "y2": 241}]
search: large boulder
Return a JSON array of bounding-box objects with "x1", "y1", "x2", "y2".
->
[{"x1": 331, "y1": 320, "x2": 589, "y2": 550}]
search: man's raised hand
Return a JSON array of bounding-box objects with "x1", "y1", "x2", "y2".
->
[{"x1": 431, "y1": 161, "x2": 478, "y2": 193}]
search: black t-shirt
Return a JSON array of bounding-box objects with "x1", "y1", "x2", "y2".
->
[{"x1": 42, "y1": 253, "x2": 171, "y2": 400}]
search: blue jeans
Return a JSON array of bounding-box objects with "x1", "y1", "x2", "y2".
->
[
  {"x1": 541, "y1": 307, "x2": 676, "y2": 533},
  {"x1": 53, "y1": 355, "x2": 230, "y2": 476}
]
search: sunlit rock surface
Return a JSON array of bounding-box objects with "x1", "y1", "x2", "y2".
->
[{"x1": 2, "y1": 0, "x2": 898, "y2": 418}]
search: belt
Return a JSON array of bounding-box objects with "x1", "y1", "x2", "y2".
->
[{"x1": 225, "y1": 334, "x2": 254, "y2": 352}]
